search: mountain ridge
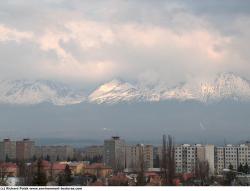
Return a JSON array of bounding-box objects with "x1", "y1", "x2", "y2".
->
[
  {"x1": 0, "y1": 73, "x2": 250, "y2": 105},
  {"x1": 88, "y1": 73, "x2": 250, "y2": 104},
  {"x1": 0, "y1": 79, "x2": 85, "y2": 106}
]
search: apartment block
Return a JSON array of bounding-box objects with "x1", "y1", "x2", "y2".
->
[
  {"x1": 35, "y1": 145, "x2": 74, "y2": 161},
  {"x1": 82, "y1": 145, "x2": 104, "y2": 159},
  {"x1": 104, "y1": 136, "x2": 126, "y2": 170},
  {"x1": 16, "y1": 139, "x2": 35, "y2": 161},
  {"x1": 175, "y1": 144, "x2": 197, "y2": 174},
  {"x1": 0, "y1": 139, "x2": 16, "y2": 161},
  {"x1": 215, "y1": 144, "x2": 250, "y2": 174},
  {"x1": 126, "y1": 144, "x2": 153, "y2": 170},
  {"x1": 173, "y1": 144, "x2": 215, "y2": 175}
]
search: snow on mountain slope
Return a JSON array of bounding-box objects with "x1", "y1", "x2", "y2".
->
[
  {"x1": 212, "y1": 73, "x2": 250, "y2": 101},
  {"x1": 0, "y1": 73, "x2": 249, "y2": 105},
  {"x1": 89, "y1": 73, "x2": 250, "y2": 104},
  {"x1": 88, "y1": 79, "x2": 143, "y2": 104},
  {"x1": 0, "y1": 80, "x2": 85, "y2": 105},
  {"x1": 161, "y1": 73, "x2": 250, "y2": 102}
]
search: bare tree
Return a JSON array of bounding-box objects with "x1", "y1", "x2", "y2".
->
[
  {"x1": 136, "y1": 145, "x2": 146, "y2": 186},
  {"x1": 18, "y1": 161, "x2": 34, "y2": 186},
  {"x1": 49, "y1": 162, "x2": 54, "y2": 182},
  {"x1": 161, "y1": 135, "x2": 168, "y2": 185},
  {"x1": 167, "y1": 135, "x2": 175, "y2": 185},
  {"x1": 161, "y1": 135, "x2": 176, "y2": 185},
  {"x1": 195, "y1": 160, "x2": 209, "y2": 185},
  {"x1": 32, "y1": 159, "x2": 48, "y2": 186}
]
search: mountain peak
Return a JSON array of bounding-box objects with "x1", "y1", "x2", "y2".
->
[
  {"x1": 0, "y1": 79, "x2": 85, "y2": 105},
  {"x1": 89, "y1": 73, "x2": 250, "y2": 104},
  {"x1": 88, "y1": 79, "x2": 139, "y2": 104},
  {"x1": 0, "y1": 73, "x2": 249, "y2": 105}
]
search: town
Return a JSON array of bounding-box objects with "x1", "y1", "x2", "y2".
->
[{"x1": 0, "y1": 135, "x2": 249, "y2": 186}]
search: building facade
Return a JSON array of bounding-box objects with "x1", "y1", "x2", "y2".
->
[
  {"x1": 82, "y1": 145, "x2": 104, "y2": 159},
  {"x1": 0, "y1": 139, "x2": 16, "y2": 161},
  {"x1": 126, "y1": 144, "x2": 154, "y2": 171},
  {"x1": 175, "y1": 144, "x2": 197, "y2": 174},
  {"x1": 35, "y1": 145, "x2": 74, "y2": 161},
  {"x1": 16, "y1": 139, "x2": 35, "y2": 161},
  {"x1": 170, "y1": 144, "x2": 215, "y2": 175},
  {"x1": 215, "y1": 144, "x2": 250, "y2": 174},
  {"x1": 104, "y1": 136, "x2": 126, "y2": 170}
]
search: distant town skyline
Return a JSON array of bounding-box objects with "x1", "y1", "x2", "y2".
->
[{"x1": 0, "y1": 1, "x2": 250, "y2": 151}]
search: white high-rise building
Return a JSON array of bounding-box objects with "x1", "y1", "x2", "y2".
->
[
  {"x1": 175, "y1": 144, "x2": 197, "y2": 174},
  {"x1": 215, "y1": 146, "x2": 225, "y2": 174},
  {"x1": 175, "y1": 144, "x2": 215, "y2": 175},
  {"x1": 204, "y1": 144, "x2": 215, "y2": 175},
  {"x1": 215, "y1": 144, "x2": 250, "y2": 174},
  {"x1": 104, "y1": 136, "x2": 126, "y2": 170},
  {"x1": 126, "y1": 144, "x2": 153, "y2": 171}
]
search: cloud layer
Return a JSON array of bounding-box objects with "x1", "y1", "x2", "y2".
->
[{"x1": 0, "y1": 0, "x2": 249, "y2": 88}]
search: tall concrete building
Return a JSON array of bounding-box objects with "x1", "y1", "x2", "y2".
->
[
  {"x1": 143, "y1": 144, "x2": 154, "y2": 169},
  {"x1": 0, "y1": 139, "x2": 16, "y2": 161},
  {"x1": 196, "y1": 144, "x2": 215, "y2": 175},
  {"x1": 126, "y1": 144, "x2": 153, "y2": 171},
  {"x1": 215, "y1": 146, "x2": 225, "y2": 174},
  {"x1": 204, "y1": 145, "x2": 215, "y2": 175},
  {"x1": 16, "y1": 139, "x2": 35, "y2": 161},
  {"x1": 104, "y1": 136, "x2": 126, "y2": 170},
  {"x1": 35, "y1": 145, "x2": 74, "y2": 161},
  {"x1": 175, "y1": 144, "x2": 197, "y2": 174},
  {"x1": 175, "y1": 144, "x2": 215, "y2": 175},
  {"x1": 215, "y1": 144, "x2": 250, "y2": 174}
]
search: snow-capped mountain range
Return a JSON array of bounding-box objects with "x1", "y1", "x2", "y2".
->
[
  {"x1": 0, "y1": 73, "x2": 250, "y2": 105},
  {"x1": 89, "y1": 73, "x2": 250, "y2": 104},
  {"x1": 0, "y1": 80, "x2": 85, "y2": 105}
]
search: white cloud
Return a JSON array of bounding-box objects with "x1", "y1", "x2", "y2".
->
[
  {"x1": 0, "y1": 0, "x2": 249, "y2": 87},
  {"x1": 0, "y1": 24, "x2": 33, "y2": 42}
]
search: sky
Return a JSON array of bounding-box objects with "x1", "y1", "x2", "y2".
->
[{"x1": 0, "y1": 0, "x2": 250, "y2": 88}]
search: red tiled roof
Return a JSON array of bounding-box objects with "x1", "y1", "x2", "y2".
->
[
  {"x1": 86, "y1": 163, "x2": 111, "y2": 169},
  {"x1": 43, "y1": 163, "x2": 66, "y2": 171},
  {"x1": 51, "y1": 163, "x2": 66, "y2": 170},
  {"x1": 109, "y1": 174, "x2": 128, "y2": 181},
  {"x1": 82, "y1": 172, "x2": 95, "y2": 177},
  {"x1": 41, "y1": 160, "x2": 50, "y2": 167},
  {"x1": 33, "y1": 161, "x2": 66, "y2": 171},
  {"x1": 0, "y1": 163, "x2": 18, "y2": 169}
]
